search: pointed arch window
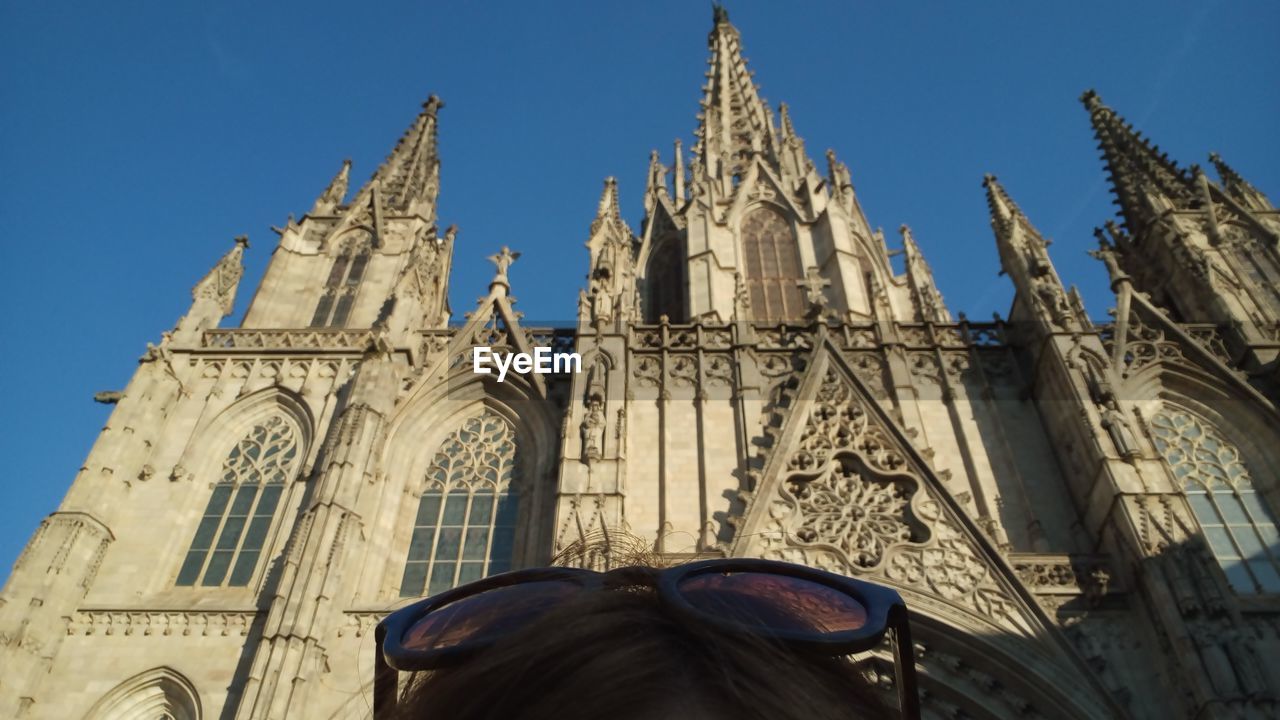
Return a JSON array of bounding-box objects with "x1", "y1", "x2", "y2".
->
[
  {"x1": 176, "y1": 415, "x2": 298, "y2": 587},
  {"x1": 311, "y1": 231, "x2": 373, "y2": 328},
  {"x1": 742, "y1": 207, "x2": 804, "y2": 321},
  {"x1": 401, "y1": 411, "x2": 520, "y2": 597},
  {"x1": 647, "y1": 236, "x2": 686, "y2": 322},
  {"x1": 84, "y1": 667, "x2": 202, "y2": 720},
  {"x1": 1151, "y1": 409, "x2": 1280, "y2": 594}
]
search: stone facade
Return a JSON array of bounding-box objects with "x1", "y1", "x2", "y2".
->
[{"x1": 4, "y1": 9, "x2": 1280, "y2": 719}]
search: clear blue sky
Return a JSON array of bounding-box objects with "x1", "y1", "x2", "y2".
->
[{"x1": 1, "y1": 1, "x2": 1277, "y2": 574}]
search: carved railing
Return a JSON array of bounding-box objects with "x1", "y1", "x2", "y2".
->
[
  {"x1": 627, "y1": 321, "x2": 1013, "y2": 351},
  {"x1": 203, "y1": 329, "x2": 373, "y2": 350}
]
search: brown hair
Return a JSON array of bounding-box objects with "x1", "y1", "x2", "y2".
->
[{"x1": 391, "y1": 585, "x2": 892, "y2": 720}]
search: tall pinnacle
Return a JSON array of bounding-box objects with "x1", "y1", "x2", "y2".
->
[
  {"x1": 695, "y1": 6, "x2": 776, "y2": 182},
  {"x1": 1081, "y1": 90, "x2": 1196, "y2": 231},
  {"x1": 900, "y1": 225, "x2": 950, "y2": 323},
  {"x1": 367, "y1": 95, "x2": 443, "y2": 216},
  {"x1": 192, "y1": 236, "x2": 248, "y2": 317},
  {"x1": 591, "y1": 177, "x2": 628, "y2": 238},
  {"x1": 984, "y1": 175, "x2": 1083, "y2": 330},
  {"x1": 1209, "y1": 152, "x2": 1273, "y2": 210},
  {"x1": 983, "y1": 174, "x2": 1045, "y2": 248},
  {"x1": 310, "y1": 158, "x2": 351, "y2": 216}
]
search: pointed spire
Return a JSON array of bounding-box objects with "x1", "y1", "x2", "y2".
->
[
  {"x1": 1081, "y1": 90, "x2": 1196, "y2": 231},
  {"x1": 590, "y1": 177, "x2": 630, "y2": 241},
  {"x1": 983, "y1": 175, "x2": 1083, "y2": 331},
  {"x1": 310, "y1": 159, "x2": 351, "y2": 216},
  {"x1": 900, "y1": 225, "x2": 951, "y2": 323},
  {"x1": 826, "y1": 149, "x2": 852, "y2": 197},
  {"x1": 778, "y1": 102, "x2": 797, "y2": 143},
  {"x1": 366, "y1": 95, "x2": 443, "y2": 216},
  {"x1": 644, "y1": 150, "x2": 669, "y2": 212},
  {"x1": 695, "y1": 6, "x2": 776, "y2": 184},
  {"x1": 983, "y1": 173, "x2": 1042, "y2": 246},
  {"x1": 192, "y1": 236, "x2": 248, "y2": 316},
  {"x1": 672, "y1": 139, "x2": 686, "y2": 202},
  {"x1": 776, "y1": 102, "x2": 810, "y2": 178},
  {"x1": 1209, "y1": 152, "x2": 1273, "y2": 210}
]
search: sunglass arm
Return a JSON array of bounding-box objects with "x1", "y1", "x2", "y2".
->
[
  {"x1": 891, "y1": 611, "x2": 922, "y2": 720},
  {"x1": 374, "y1": 625, "x2": 397, "y2": 719}
]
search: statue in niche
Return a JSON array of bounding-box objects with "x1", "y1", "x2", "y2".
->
[
  {"x1": 1079, "y1": 358, "x2": 1141, "y2": 463},
  {"x1": 581, "y1": 398, "x2": 606, "y2": 462},
  {"x1": 581, "y1": 357, "x2": 608, "y2": 462},
  {"x1": 1033, "y1": 276, "x2": 1078, "y2": 331},
  {"x1": 590, "y1": 271, "x2": 615, "y2": 323},
  {"x1": 1100, "y1": 398, "x2": 1140, "y2": 461}
]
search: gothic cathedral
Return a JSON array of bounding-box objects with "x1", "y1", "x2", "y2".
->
[{"x1": 4, "y1": 9, "x2": 1280, "y2": 719}]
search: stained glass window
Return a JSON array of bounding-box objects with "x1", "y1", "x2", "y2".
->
[
  {"x1": 401, "y1": 412, "x2": 520, "y2": 597},
  {"x1": 742, "y1": 207, "x2": 804, "y2": 321},
  {"x1": 177, "y1": 416, "x2": 298, "y2": 587},
  {"x1": 311, "y1": 232, "x2": 372, "y2": 327},
  {"x1": 1151, "y1": 409, "x2": 1280, "y2": 594}
]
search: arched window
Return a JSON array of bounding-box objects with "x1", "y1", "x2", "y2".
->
[
  {"x1": 647, "y1": 237, "x2": 686, "y2": 322},
  {"x1": 84, "y1": 667, "x2": 201, "y2": 720},
  {"x1": 742, "y1": 207, "x2": 804, "y2": 321},
  {"x1": 401, "y1": 411, "x2": 520, "y2": 597},
  {"x1": 311, "y1": 231, "x2": 372, "y2": 327},
  {"x1": 1151, "y1": 409, "x2": 1280, "y2": 594},
  {"x1": 176, "y1": 415, "x2": 298, "y2": 587}
]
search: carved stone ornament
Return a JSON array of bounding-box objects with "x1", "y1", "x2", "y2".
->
[{"x1": 752, "y1": 362, "x2": 1022, "y2": 629}]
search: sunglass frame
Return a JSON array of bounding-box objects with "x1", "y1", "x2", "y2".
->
[{"x1": 374, "y1": 557, "x2": 920, "y2": 719}]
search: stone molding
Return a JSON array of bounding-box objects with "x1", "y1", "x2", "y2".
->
[{"x1": 67, "y1": 609, "x2": 258, "y2": 637}]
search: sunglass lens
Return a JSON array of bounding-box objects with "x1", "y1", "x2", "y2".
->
[
  {"x1": 401, "y1": 580, "x2": 581, "y2": 652},
  {"x1": 677, "y1": 571, "x2": 867, "y2": 635}
]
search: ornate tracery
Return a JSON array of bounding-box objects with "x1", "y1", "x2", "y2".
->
[
  {"x1": 177, "y1": 415, "x2": 298, "y2": 587},
  {"x1": 742, "y1": 207, "x2": 805, "y2": 321},
  {"x1": 310, "y1": 230, "x2": 373, "y2": 327},
  {"x1": 1151, "y1": 409, "x2": 1280, "y2": 594},
  {"x1": 401, "y1": 411, "x2": 520, "y2": 597}
]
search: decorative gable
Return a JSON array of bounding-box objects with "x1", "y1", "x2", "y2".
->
[{"x1": 732, "y1": 335, "x2": 1043, "y2": 634}]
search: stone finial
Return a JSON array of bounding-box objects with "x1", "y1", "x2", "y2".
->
[{"x1": 487, "y1": 246, "x2": 520, "y2": 293}]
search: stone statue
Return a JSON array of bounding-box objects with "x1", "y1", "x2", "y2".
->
[
  {"x1": 1100, "y1": 398, "x2": 1140, "y2": 461},
  {"x1": 590, "y1": 278, "x2": 614, "y2": 323},
  {"x1": 487, "y1": 246, "x2": 520, "y2": 283},
  {"x1": 581, "y1": 399, "x2": 606, "y2": 462}
]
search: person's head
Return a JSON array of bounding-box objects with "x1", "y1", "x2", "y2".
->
[{"x1": 387, "y1": 571, "x2": 893, "y2": 720}]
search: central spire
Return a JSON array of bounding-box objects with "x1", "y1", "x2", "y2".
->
[
  {"x1": 366, "y1": 95, "x2": 443, "y2": 217},
  {"x1": 1081, "y1": 90, "x2": 1196, "y2": 232},
  {"x1": 695, "y1": 6, "x2": 777, "y2": 184}
]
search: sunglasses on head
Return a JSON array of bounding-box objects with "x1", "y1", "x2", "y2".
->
[{"x1": 374, "y1": 558, "x2": 921, "y2": 719}]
